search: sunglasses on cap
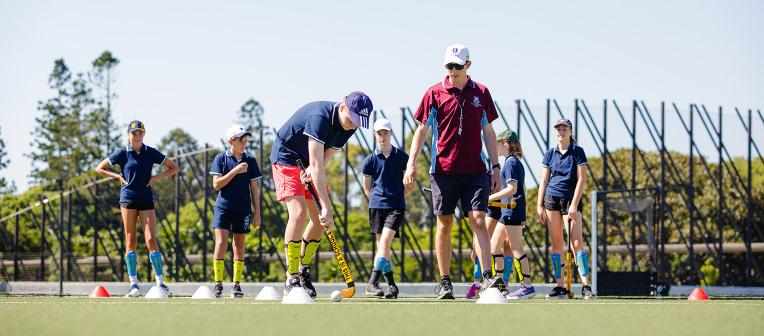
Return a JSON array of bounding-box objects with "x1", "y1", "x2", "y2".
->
[
  {"x1": 131, "y1": 130, "x2": 144, "y2": 135},
  {"x1": 445, "y1": 63, "x2": 465, "y2": 70}
]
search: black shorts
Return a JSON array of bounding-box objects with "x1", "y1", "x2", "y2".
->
[
  {"x1": 119, "y1": 201, "x2": 155, "y2": 211},
  {"x1": 487, "y1": 206, "x2": 501, "y2": 220},
  {"x1": 500, "y1": 217, "x2": 524, "y2": 226},
  {"x1": 430, "y1": 173, "x2": 490, "y2": 215},
  {"x1": 369, "y1": 208, "x2": 405, "y2": 238},
  {"x1": 543, "y1": 194, "x2": 582, "y2": 215}
]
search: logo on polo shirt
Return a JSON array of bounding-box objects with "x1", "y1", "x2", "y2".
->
[{"x1": 472, "y1": 96, "x2": 481, "y2": 108}]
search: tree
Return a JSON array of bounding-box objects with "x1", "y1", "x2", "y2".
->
[
  {"x1": 235, "y1": 98, "x2": 268, "y2": 154},
  {"x1": 0, "y1": 126, "x2": 15, "y2": 194},
  {"x1": 157, "y1": 128, "x2": 200, "y2": 156},
  {"x1": 89, "y1": 51, "x2": 121, "y2": 156},
  {"x1": 28, "y1": 59, "x2": 97, "y2": 186}
]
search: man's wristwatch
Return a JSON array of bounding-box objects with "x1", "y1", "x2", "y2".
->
[{"x1": 491, "y1": 163, "x2": 500, "y2": 170}]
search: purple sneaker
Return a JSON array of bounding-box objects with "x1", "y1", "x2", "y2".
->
[
  {"x1": 465, "y1": 283, "x2": 481, "y2": 299},
  {"x1": 507, "y1": 283, "x2": 536, "y2": 300}
]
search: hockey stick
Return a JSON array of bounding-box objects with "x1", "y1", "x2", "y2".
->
[
  {"x1": 565, "y1": 218, "x2": 574, "y2": 299},
  {"x1": 296, "y1": 159, "x2": 356, "y2": 298}
]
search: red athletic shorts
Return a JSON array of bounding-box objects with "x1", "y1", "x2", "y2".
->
[{"x1": 272, "y1": 164, "x2": 313, "y2": 202}]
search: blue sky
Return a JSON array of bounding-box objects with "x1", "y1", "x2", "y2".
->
[{"x1": 1, "y1": 0, "x2": 762, "y2": 192}]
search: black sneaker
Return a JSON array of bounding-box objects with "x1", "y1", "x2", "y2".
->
[
  {"x1": 582, "y1": 285, "x2": 594, "y2": 299},
  {"x1": 385, "y1": 284, "x2": 399, "y2": 299},
  {"x1": 213, "y1": 281, "x2": 223, "y2": 298},
  {"x1": 284, "y1": 276, "x2": 301, "y2": 296},
  {"x1": 299, "y1": 267, "x2": 317, "y2": 298},
  {"x1": 365, "y1": 281, "x2": 384, "y2": 297},
  {"x1": 434, "y1": 278, "x2": 455, "y2": 300},
  {"x1": 545, "y1": 286, "x2": 569, "y2": 300},
  {"x1": 231, "y1": 282, "x2": 244, "y2": 298}
]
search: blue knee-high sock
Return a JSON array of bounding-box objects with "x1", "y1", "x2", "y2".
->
[
  {"x1": 552, "y1": 253, "x2": 562, "y2": 279},
  {"x1": 503, "y1": 256, "x2": 513, "y2": 282},
  {"x1": 473, "y1": 257, "x2": 482, "y2": 282},
  {"x1": 576, "y1": 251, "x2": 590, "y2": 276},
  {"x1": 149, "y1": 251, "x2": 164, "y2": 284},
  {"x1": 126, "y1": 251, "x2": 137, "y2": 283},
  {"x1": 374, "y1": 257, "x2": 388, "y2": 272},
  {"x1": 383, "y1": 258, "x2": 393, "y2": 273}
]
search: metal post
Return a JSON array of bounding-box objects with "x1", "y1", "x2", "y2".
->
[
  {"x1": 175, "y1": 152, "x2": 181, "y2": 282},
  {"x1": 746, "y1": 109, "x2": 753, "y2": 284},
  {"x1": 659, "y1": 102, "x2": 666, "y2": 279},
  {"x1": 591, "y1": 191, "x2": 598, "y2": 296},
  {"x1": 67, "y1": 188, "x2": 72, "y2": 281},
  {"x1": 602, "y1": 100, "x2": 608, "y2": 270},
  {"x1": 93, "y1": 179, "x2": 99, "y2": 281},
  {"x1": 717, "y1": 107, "x2": 724, "y2": 284},
  {"x1": 13, "y1": 208, "x2": 19, "y2": 281},
  {"x1": 203, "y1": 144, "x2": 209, "y2": 282},
  {"x1": 631, "y1": 102, "x2": 637, "y2": 271},
  {"x1": 40, "y1": 196, "x2": 46, "y2": 281},
  {"x1": 545, "y1": 99, "x2": 551, "y2": 280},
  {"x1": 59, "y1": 184, "x2": 64, "y2": 296},
  {"x1": 689, "y1": 105, "x2": 695, "y2": 283}
]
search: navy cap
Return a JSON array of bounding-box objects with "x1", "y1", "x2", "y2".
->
[
  {"x1": 554, "y1": 118, "x2": 572, "y2": 128},
  {"x1": 344, "y1": 91, "x2": 373, "y2": 129},
  {"x1": 127, "y1": 120, "x2": 145, "y2": 132}
]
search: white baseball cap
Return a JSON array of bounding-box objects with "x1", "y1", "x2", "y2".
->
[
  {"x1": 226, "y1": 124, "x2": 251, "y2": 140},
  {"x1": 443, "y1": 44, "x2": 470, "y2": 66},
  {"x1": 373, "y1": 118, "x2": 393, "y2": 132}
]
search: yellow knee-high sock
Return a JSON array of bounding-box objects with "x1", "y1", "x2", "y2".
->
[
  {"x1": 300, "y1": 239, "x2": 321, "y2": 267},
  {"x1": 213, "y1": 259, "x2": 225, "y2": 282},
  {"x1": 286, "y1": 241, "x2": 301, "y2": 275},
  {"x1": 233, "y1": 259, "x2": 244, "y2": 283}
]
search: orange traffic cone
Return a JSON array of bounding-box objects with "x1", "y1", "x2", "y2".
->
[
  {"x1": 688, "y1": 287, "x2": 709, "y2": 301},
  {"x1": 89, "y1": 285, "x2": 111, "y2": 298}
]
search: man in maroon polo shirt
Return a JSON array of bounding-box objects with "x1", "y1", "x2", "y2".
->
[{"x1": 403, "y1": 43, "x2": 501, "y2": 299}]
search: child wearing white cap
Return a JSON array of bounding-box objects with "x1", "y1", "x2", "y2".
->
[
  {"x1": 209, "y1": 125, "x2": 263, "y2": 298},
  {"x1": 362, "y1": 118, "x2": 412, "y2": 299}
]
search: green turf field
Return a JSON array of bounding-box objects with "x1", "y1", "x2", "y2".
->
[{"x1": 2, "y1": 296, "x2": 763, "y2": 336}]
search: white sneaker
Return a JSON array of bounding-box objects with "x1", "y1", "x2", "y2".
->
[
  {"x1": 158, "y1": 283, "x2": 173, "y2": 298},
  {"x1": 126, "y1": 283, "x2": 141, "y2": 297}
]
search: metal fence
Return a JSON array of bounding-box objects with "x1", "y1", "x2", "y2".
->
[{"x1": 0, "y1": 100, "x2": 761, "y2": 286}]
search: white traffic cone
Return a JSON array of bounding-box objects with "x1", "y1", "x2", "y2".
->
[
  {"x1": 255, "y1": 286, "x2": 282, "y2": 301},
  {"x1": 145, "y1": 285, "x2": 169, "y2": 299},
  {"x1": 281, "y1": 287, "x2": 314, "y2": 304},
  {"x1": 476, "y1": 288, "x2": 508, "y2": 304},
  {"x1": 192, "y1": 286, "x2": 216, "y2": 299}
]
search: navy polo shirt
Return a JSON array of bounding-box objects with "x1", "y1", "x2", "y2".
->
[
  {"x1": 362, "y1": 146, "x2": 409, "y2": 209},
  {"x1": 501, "y1": 155, "x2": 526, "y2": 222},
  {"x1": 209, "y1": 150, "x2": 263, "y2": 211},
  {"x1": 542, "y1": 143, "x2": 588, "y2": 198},
  {"x1": 107, "y1": 144, "x2": 166, "y2": 203},
  {"x1": 270, "y1": 101, "x2": 357, "y2": 166}
]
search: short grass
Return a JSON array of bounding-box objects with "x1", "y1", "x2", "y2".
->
[{"x1": 2, "y1": 296, "x2": 763, "y2": 336}]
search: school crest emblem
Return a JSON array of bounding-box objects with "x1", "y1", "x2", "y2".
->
[{"x1": 472, "y1": 96, "x2": 481, "y2": 108}]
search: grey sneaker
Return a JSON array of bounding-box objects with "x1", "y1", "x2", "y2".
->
[
  {"x1": 434, "y1": 278, "x2": 455, "y2": 300},
  {"x1": 365, "y1": 281, "x2": 384, "y2": 297}
]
